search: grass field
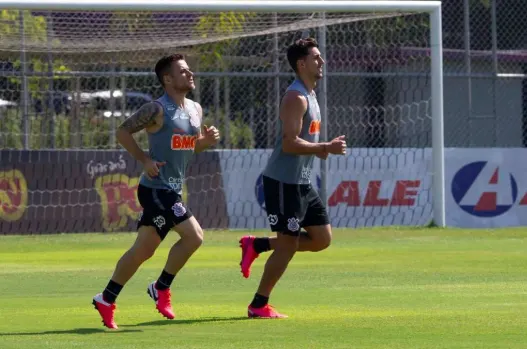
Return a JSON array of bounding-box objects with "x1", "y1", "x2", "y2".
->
[{"x1": 1, "y1": 227, "x2": 526, "y2": 349}]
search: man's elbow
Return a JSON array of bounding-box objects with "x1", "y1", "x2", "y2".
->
[{"x1": 282, "y1": 138, "x2": 295, "y2": 154}]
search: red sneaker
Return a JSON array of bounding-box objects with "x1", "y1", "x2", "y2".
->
[
  {"x1": 239, "y1": 235, "x2": 259, "y2": 278},
  {"x1": 248, "y1": 304, "x2": 288, "y2": 319},
  {"x1": 147, "y1": 282, "x2": 175, "y2": 319},
  {"x1": 92, "y1": 293, "x2": 118, "y2": 329}
]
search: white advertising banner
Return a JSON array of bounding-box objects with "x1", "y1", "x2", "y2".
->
[
  {"x1": 217, "y1": 148, "x2": 527, "y2": 229},
  {"x1": 217, "y1": 148, "x2": 433, "y2": 229},
  {"x1": 445, "y1": 148, "x2": 527, "y2": 228}
]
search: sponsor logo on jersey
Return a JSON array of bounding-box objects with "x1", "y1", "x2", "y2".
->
[
  {"x1": 309, "y1": 120, "x2": 321, "y2": 135},
  {"x1": 171, "y1": 134, "x2": 198, "y2": 150}
]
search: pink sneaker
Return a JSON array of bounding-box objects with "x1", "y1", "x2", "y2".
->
[
  {"x1": 147, "y1": 282, "x2": 175, "y2": 319},
  {"x1": 92, "y1": 293, "x2": 118, "y2": 329},
  {"x1": 239, "y1": 235, "x2": 259, "y2": 278},
  {"x1": 248, "y1": 304, "x2": 288, "y2": 319}
]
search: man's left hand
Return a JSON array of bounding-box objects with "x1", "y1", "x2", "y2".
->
[{"x1": 202, "y1": 124, "x2": 220, "y2": 146}]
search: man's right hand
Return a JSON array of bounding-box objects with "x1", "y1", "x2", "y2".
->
[
  {"x1": 326, "y1": 135, "x2": 347, "y2": 155},
  {"x1": 143, "y1": 158, "x2": 166, "y2": 179}
]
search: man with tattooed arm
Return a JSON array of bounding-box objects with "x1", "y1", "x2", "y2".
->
[{"x1": 92, "y1": 54, "x2": 220, "y2": 329}]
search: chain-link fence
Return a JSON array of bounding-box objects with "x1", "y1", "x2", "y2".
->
[
  {"x1": 1, "y1": 1, "x2": 525, "y2": 150},
  {"x1": 0, "y1": 1, "x2": 525, "y2": 233},
  {"x1": 1, "y1": 1, "x2": 525, "y2": 151},
  {"x1": 1, "y1": 10, "x2": 431, "y2": 151},
  {"x1": 440, "y1": 0, "x2": 527, "y2": 147}
]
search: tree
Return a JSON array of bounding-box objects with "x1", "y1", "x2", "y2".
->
[
  {"x1": 1, "y1": 10, "x2": 70, "y2": 100},
  {"x1": 0, "y1": 10, "x2": 72, "y2": 149},
  {"x1": 193, "y1": 12, "x2": 257, "y2": 149},
  {"x1": 194, "y1": 11, "x2": 256, "y2": 70},
  {"x1": 110, "y1": 12, "x2": 155, "y2": 33},
  {"x1": 472, "y1": 0, "x2": 490, "y2": 8}
]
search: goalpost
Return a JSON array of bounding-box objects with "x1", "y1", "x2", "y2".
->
[{"x1": 0, "y1": 0, "x2": 444, "y2": 234}]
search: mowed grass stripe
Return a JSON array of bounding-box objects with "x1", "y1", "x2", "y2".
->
[{"x1": 0, "y1": 228, "x2": 526, "y2": 349}]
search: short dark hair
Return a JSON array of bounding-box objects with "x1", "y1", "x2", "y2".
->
[
  {"x1": 286, "y1": 37, "x2": 319, "y2": 73},
  {"x1": 155, "y1": 53, "x2": 185, "y2": 86}
]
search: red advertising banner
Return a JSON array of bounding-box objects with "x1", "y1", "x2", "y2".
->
[{"x1": 0, "y1": 150, "x2": 228, "y2": 235}]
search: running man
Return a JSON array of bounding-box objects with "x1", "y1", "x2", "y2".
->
[
  {"x1": 239, "y1": 38, "x2": 347, "y2": 318},
  {"x1": 92, "y1": 54, "x2": 220, "y2": 329}
]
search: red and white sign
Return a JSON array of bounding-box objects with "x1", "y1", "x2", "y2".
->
[
  {"x1": 218, "y1": 149, "x2": 432, "y2": 229},
  {"x1": 328, "y1": 180, "x2": 421, "y2": 207},
  {"x1": 217, "y1": 148, "x2": 527, "y2": 229},
  {"x1": 446, "y1": 148, "x2": 527, "y2": 228}
]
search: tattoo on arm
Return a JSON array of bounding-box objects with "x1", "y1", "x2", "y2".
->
[{"x1": 118, "y1": 102, "x2": 160, "y2": 134}]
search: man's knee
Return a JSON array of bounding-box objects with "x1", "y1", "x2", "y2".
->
[
  {"x1": 187, "y1": 227, "x2": 204, "y2": 250},
  {"x1": 175, "y1": 217, "x2": 204, "y2": 251},
  {"x1": 133, "y1": 245, "x2": 156, "y2": 261},
  {"x1": 127, "y1": 240, "x2": 157, "y2": 264},
  {"x1": 314, "y1": 233, "x2": 331, "y2": 251},
  {"x1": 306, "y1": 226, "x2": 332, "y2": 252},
  {"x1": 275, "y1": 232, "x2": 300, "y2": 254},
  {"x1": 130, "y1": 226, "x2": 162, "y2": 262}
]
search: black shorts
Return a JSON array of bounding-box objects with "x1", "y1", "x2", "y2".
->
[
  {"x1": 262, "y1": 175, "x2": 329, "y2": 236},
  {"x1": 136, "y1": 184, "x2": 193, "y2": 240}
]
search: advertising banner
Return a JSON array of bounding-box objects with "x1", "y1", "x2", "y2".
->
[
  {"x1": 4, "y1": 147, "x2": 523, "y2": 234},
  {"x1": 0, "y1": 150, "x2": 228, "y2": 234},
  {"x1": 217, "y1": 148, "x2": 433, "y2": 229},
  {"x1": 446, "y1": 148, "x2": 527, "y2": 228}
]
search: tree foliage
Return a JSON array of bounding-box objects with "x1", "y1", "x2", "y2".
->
[
  {"x1": 192, "y1": 12, "x2": 257, "y2": 148},
  {"x1": 0, "y1": 10, "x2": 70, "y2": 98},
  {"x1": 0, "y1": 10, "x2": 47, "y2": 44},
  {"x1": 110, "y1": 12, "x2": 155, "y2": 34},
  {"x1": 194, "y1": 11, "x2": 256, "y2": 70}
]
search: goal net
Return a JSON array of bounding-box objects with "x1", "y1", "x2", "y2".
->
[{"x1": 0, "y1": 2, "x2": 443, "y2": 234}]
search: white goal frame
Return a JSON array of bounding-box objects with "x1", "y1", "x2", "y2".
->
[{"x1": 0, "y1": 0, "x2": 445, "y2": 227}]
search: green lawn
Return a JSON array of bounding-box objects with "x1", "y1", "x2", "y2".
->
[{"x1": 0, "y1": 228, "x2": 526, "y2": 348}]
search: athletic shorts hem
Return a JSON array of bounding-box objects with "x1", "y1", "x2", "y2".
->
[
  {"x1": 262, "y1": 176, "x2": 329, "y2": 235},
  {"x1": 136, "y1": 184, "x2": 193, "y2": 240}
]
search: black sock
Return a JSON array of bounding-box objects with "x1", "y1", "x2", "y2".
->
[
  {"x1": 155, "y1": 269, "x2": 175, "y2": 290},
  {"x1": 250, "y1": 293, "x2": 269, "y2": 308},
  {"x1": 253, "y1": 237, "x2": 271, "y2": 254},
  {"x1": 102, "y1": 280, "x2": 123, "y2": 304}
]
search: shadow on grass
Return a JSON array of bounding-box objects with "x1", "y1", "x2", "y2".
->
[
  {"x1": 0, "y1": 327, "x2": 142, "y2": 336},
  {"x1": 121, "y1": 316, "x2": 249, "y2": 327},
  {"x1": 0, "y1": 316, "x2": 249, "y2": 336}
]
